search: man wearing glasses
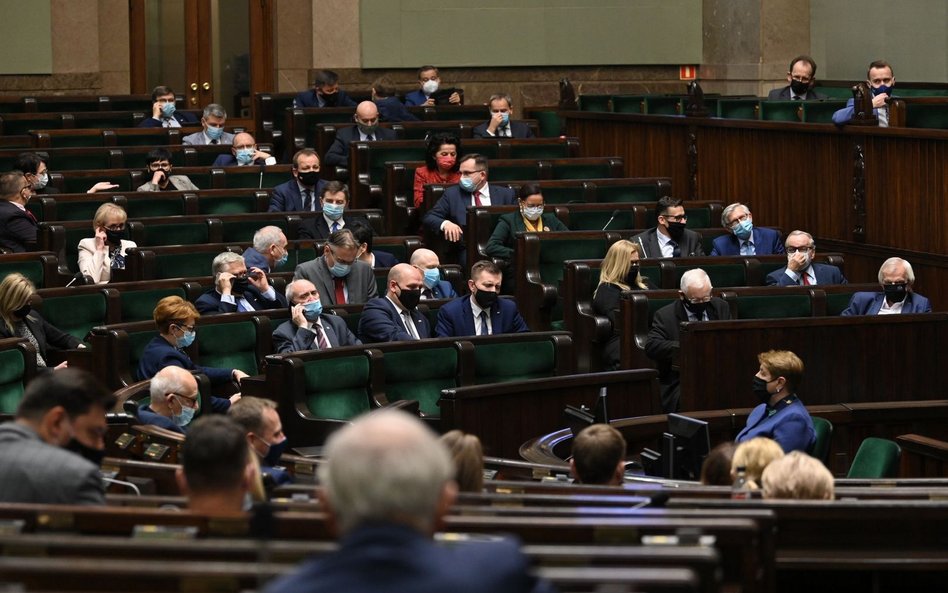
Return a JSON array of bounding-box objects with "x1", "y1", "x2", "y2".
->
[
  {"x1": 632, "y1": 196, "x2": 705, "y2": 259},
  {"x1": 293, "y1": 228, "x2": 377, "y2": 305},
  {"x1": 710, "y1": 202, "x2": 784, "y2": 256},
  {"x1": 765, "y1": 230, "x2": 847, "y2": 286},
  {"x1": 136, "y1": 148, "x2": 199, "y2": 192},
  {"x1": 0, "y1": 170, "x2": 38, "y2": 252},
  {"x1": 646, "y1": 268, "x2": 730, "y2": 413},
  {"x1": 768, "y1": 56, "x2": 827, "y2": 101},
  {"x1": 138, "y1": 366, "x2": 201, "y2": 434}
]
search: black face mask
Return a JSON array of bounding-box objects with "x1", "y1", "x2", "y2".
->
[
  {"x1": 752, "y1": 377, "x2": 771, "y2": 404},
  {"x1": 398, "y1": 287, "x2": 421, "y2": 310},
  {"x1": 231, "y1": 277, "x2": 250, "y2": 294},
  {"x1": 625, "y1": 264, "x2": 640, "y2": 287},
  {"x1": 12, "y1": 303, "x2": 31, "y2": 319},
  {"x1": 789, "y1": 79, "x2": 810, "y2": 96},
  {"x1": 666, "y1": 221, "x2": 687, "y2": 242},
  {"x1": 473, "y1": 289, "x2": 499, "y2": 310},
  {"x1": 105, "y1": 228, "x2": 128, "y2": 245},
  {"x1": 681, "y1": 298, "x2": 708, "y2": 318},
  {"x1": 319, "y1": 92, "x2": 338, "y2": 107},
  {"x1": 297, "y1": 171, "x2": 321, "y2": 187},
  {"x1": 66, "y1": 439, "x2": 105, "y2": 466},
  {"x1": 883, "y1": 283, "x2": 907, "y2": 304}
]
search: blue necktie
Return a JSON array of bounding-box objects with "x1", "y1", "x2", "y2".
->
[{"x1": 479, "y1": 311, "x2": 489, "y2": 336}]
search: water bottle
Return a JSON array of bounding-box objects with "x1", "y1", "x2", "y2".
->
[{"x1": 731, "y1": 466, "x2": 750, "y2": 500}]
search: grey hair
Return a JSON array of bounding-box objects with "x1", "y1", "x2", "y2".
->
[
  {"x1": 318, "y1": 409, "x2": 454, "y2": 535},
  {"x1": 149, "y1": 367, "x2": 193, "y2": 401},
  {"x1": 202, "y1": 103, "x2": 227, "y2": 119},
  {"x1": 326, "y1": 228, "x2": 359, "y2": 250},
  {"x1": 785, "y1": 230, "x2": 815, "y2": 250},
  {"x1": 720, "y1": 202, "x2": 750, "y2": 228},
  {"x1": 285, "y1": 279, "x2": 311, "y2": 304},
  {"x1": 762, "y1": 450, "x2": 835, "y2": 500},
  {"x1": 878, "y1": 257, "x2": 914, "y2": 285},
  {"x1": 252, "y1": 225, "x2": 284, "y2": 253},
  {"x1": 680, "y1": 268, "x2": 711, "y2": 292},
  {"x1": 488, "y1": 93, "x2": 513, "y2": 109},
  {"x1": 212, "y1": 251, "x2": 244, "y2": 279}
]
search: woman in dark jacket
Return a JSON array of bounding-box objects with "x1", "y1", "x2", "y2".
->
[
  {"x1": 0, "y1": 273, "x2": 81, "y2": 369},
  {"x1": 592, "y1": 239, "x2": 655, "y2": 369}
]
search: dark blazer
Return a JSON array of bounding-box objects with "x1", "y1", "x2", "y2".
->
[
  {"x1": 0, "y1": 310, "x2": 81, "y2": 363},
  {"x1": 136, "y1": 112, "x2": 199, "y2": 128},
  {"x1": 631, "y1": 227, "x2": 705, "y2": 259},
  {"x1": 375, "y1": 96, "x2": 419, "y2": 122},
  {"x1": 765, "y1": 262, "x2": 847, "y2": 286},
  {"x1": 372, "y1": 250, "x2": 399, "y2": 268},
  {"x1": 645, "y1": 297, "x2": 730, "y2": 413},
  {"x1": 841, "y1": 291, "x2": 932, "y2": 316},
  {"x1": 293, "y1": 89, "x2": 357, "y2": 108},
  {"x1": 0, "y1": 200, "x2": 38, "y2": 252},
  {"x1": 767, "y1": 86, "x2": 828, "y2": 100},
  {"x1": 194, "y1": 286, "x2": 287, "y2": 315},
  {"x1": 710, "y1": 227, "x2": 784, "y2": 256},
  {"x1": 137, "y1": 405, "x2": 185, "y2": 435},
  {"x1": 323, "y1": 125, "x2": 397, "y2": 167},
  {"x1": 293, "y1": 257, "x2": 377, "y2": 306},
  {"x1": 592, "y1": 278, "x2": 656, "y2": 370},
  {"x1": 472, "y1": 120, "x2": 535, "y2": 139},
  {"x1": 268, "y1": 178, "x2": 329, "y2": 212},
  {"x1": 358, "y1": 297, "x2": 431, "y2": 343},
  {"x1": 484, "y1": 212, "x2": 568, "y2": 261},
  {"x1": 0, "y1": 423, "x2": 104, "y2": 505},
  {"x1": 211, "y1": 154, "x2": 273, "y2": 167},
  {"x1": 241, "y1": 247, "x2": 270, "y2": 273},
  {"x1": 736, "y1": 397, "x2": 816, "y2": 453},
  {"x1": 422, "y1": 280, "x2": 457, "y2": 300},
  {"x1": 298, "y1": 214, "x2": 368, "y2": 242},
  {"x1": 435, "y1": 295, "x2": 529, "y2": 337},
  {"x1": 272, "y1": 315, "x2": 361, "y2": 353},
  {"x1": 263, "y1": 522, "x2": 553, "y2": 593},
  {"x1": 403, "y1": 89, "x2": 431, "y2": 106},
  {"x1": 136, "y1": 336, "x2": 235, "y2": 410},
  {"x1": 423, "y1": 185, "x2": 517, "y2": 234}
]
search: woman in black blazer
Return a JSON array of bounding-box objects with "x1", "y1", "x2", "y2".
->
[{"x1": 0, "y1": 273, "x2": 81, "y2": 369}]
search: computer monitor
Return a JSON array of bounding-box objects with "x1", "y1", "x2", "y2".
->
[{"x1": 661, "y1": 413, "x2": 711, "y2": 480}]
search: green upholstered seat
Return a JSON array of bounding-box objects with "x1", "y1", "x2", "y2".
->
[
  {"x1": 610, "y1": 96, "x2": 646, "y2": 114},
  {"x1": 0, "y1": 260, "x2": 44, "y2": 288},
  {"x1": 154, "y1": 252, "x2": 219, "y2": 279},
  {"x1": 474, "y1": 339, "x2": 556, "y2": 385},
  {"x1": 717, "y1": 99, "x2": 759, "y2": 120},
  {"x1": 847, "y1": 437, "x2": 901, "y2": 479},
  {"x1": 63, "y1": 173, "x2": 131, "y2": 194},
  {"x1": 121, "y1": 288, "x2": 187, "y2": 323},
  {"x1": 536, "y1": 186, "x2": 583, "y2": 204},
  {"x1": 382, "y1": 346, "x2": 458, "y2": 416},
  {"x1": 125, "y1": 197, "x2": 188, "y2": 218},
  {"x1": 538, "y1": 237, "x2": 609, "y2": 325},
  {"x1": 578, "y1": 95, "x2": 612, "y2": 112},
  {"x1": 141, "y1": 223, "x2": 209, "y2": 247},
  {"x1": 302, "y1": 355, "x2": 372, "y2": 420},
  {"x1": 595, "y1": 183, "x2": 667, "y2": 204},
  {"x1": 52, "y1": 199, "x2": 113, "y2": 223},
  {"x1": 364, "y1": 146, "x2": 427, "y2": 187},
  {"x1": 195, "y1": 320, "x2": 260, "y2": 375},
  {"x1": 130, "y1": 329, "x2": 161, "y2": 382},
  {"x1": 672, "y1": 263, "x2": 746, "y2": 291},
  {"x1": 197, "y1": 195, "x2": 260, "y2": 215},
  {"x1": 810, "y1": 417, "x2": 833, "y2": 463},
  {"x1": 552, "y1": 162, "x2": 614, "y2": 180},
  {"x1": 643, "y1": 97, "x2": 683, "y2": 115},
  {"x1": 0, "y1": 346, "x2": 26, "y2": 414},
  {"x1": 221, "y1": 219, "x2": 286, "y2": 244},
  {"x1": 508, "y1": 142, "x2": 571, "y2": 160},
  {"x1": 733, "y1": 294, "x2": 813, "y2": 319},
  {"x1": 481, "y1": 163, "x2": 538, "y2": 182},
  {"x1": 41, "y1": 292, "x2": 108, "y2": 342},
  {"x1": 759, "y1": 101, "x2": 801, "y2": 122},
  {"x1": 224, "y1": 169, "x2": 285, "y2": 189},
  {"x1": 906, "y1": 104, "x2": 948, "y2": 129},
  {"x1": 532, "y1": 110, "x2": 561, "y2": 137},
  {"x1": 826, "y1": 290, "x2": 864, "y2": 316},
  {"x1": 801, "y1": 101, "x2": 847, "y2": 123},
  {"x1": 566, "y1": 209, "x2": 636, "y2": 231}
]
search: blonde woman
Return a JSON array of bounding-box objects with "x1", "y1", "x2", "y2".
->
[
  {"x1": 440, "y1": 430, "x2": 484, "y2": 492},
  {"x1": 731, "y1": 437, "x2": 785, "y2": 490},
  {"x1": 77, "y1": 203, "x2": 137, "y2": 283},
  {"x1": 593, "y1": 240, "x2": 655, "y2": 369},
  {"x1": 0, "y1": 273, "x2": 80, "y2": 369}
]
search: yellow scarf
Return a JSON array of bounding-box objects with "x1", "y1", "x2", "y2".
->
[{"x1": 522, "y1": 214, "x2": 544, "y2": 232}]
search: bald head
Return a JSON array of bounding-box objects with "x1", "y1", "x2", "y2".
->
[
  {"x1": 232, "y1": 132, "x2": 255, "y2": 148},
  {"x1": 409, "y1": 248, "x2": 439, "y2": 269},
  {"x1": 387, "y1": 263, "x2": 423, "y2": 300},
  {"x1": 355, "y1": 101, "x2": 378, "y2": 121},
  {"x1": 149, "y1": 366, "x2": 199, "y2": 416}
]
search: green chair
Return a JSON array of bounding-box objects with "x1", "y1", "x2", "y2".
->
[
  {"x1": 733, "y1": 294, "x2": 813, "y2": 319},
  {"x1": 578, "y1": 95, "x2": 612, "y2": 112},
  {"x1": 40, "y1": 292, "x2": 110, "y2": 342},
  {"x1": 473, "y1": 338, "x2": 559, "y2": 385},
  {"x1": 120, "y1": 287, "x2": 188, "y2": 323},
  {"x1": 759, "y1": 101, "x2": 801, "y2": 122},
  {"x1": 0, "y1": 339, "x2": 35, "y2": 415},
  {"x1": 610, "y1": 95, "x2": 646, "y2": 114},
  {"x1": 847, "y1": 437, "x2": 901, "y2": 479},
  {"x1": 194, "y1": 319, "x2": 263, "y2": 375},
  {"x1": 809, "y1": 417, "x2": 833, "y2": 463},
  {"x1": 301, "y1": 354, "x2": 373, "y2": 420},
  {"x1": 381, "y1": 345, "x2": 459, "y2": 417},
  {"x1": 565, "y1": 210, "x2": 636, "y2": 231}
]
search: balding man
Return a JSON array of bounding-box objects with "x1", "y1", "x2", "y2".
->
[
  {"x1": 273, "y1": 279, "x2": 361, "y2": 353},
  {"x1": 242, "y1": 226, "x2": 289, "y2": 273},
  {"x1": 410, "y1": 248, "x2": 457, "y2": 299},
  {"x1": 0, "y1": 170, "x2": 37, "y2": 252},
  {"x1": 212, "y1": 132, "x2": 277, "y2": 167},
  {"x1": 765, "y1": 230, "x2": 847, "y2": 286},
  {"x1": 358, "y1": 264, "x2": 430, "y2": 343},
  {"x1": 841, "y1": 257, "x2": 931, "y2": 315},
  {"x1": 472, "y1": 94, "x2": 535, "y2": 139},
  {"x1": 263, "y1": 410, "x2": 552, "y2": 593},
  {"x1": 323, "y1": 101, "x2": 397, "y2": 168},
  {"x1": 645, "y1": 268, "x2": 731, "y2": 413},
  {"x1": 138, "y1": 366, "x2": 200, "y2": 434}
]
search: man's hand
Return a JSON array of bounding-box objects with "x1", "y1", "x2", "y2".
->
[
  {"x1": 233, "y1": 370, "x2": 249, "y2": 382},
  {"x1": 253, "y1": 149, "x2": 271, "y2": 162},
  {"x1": 486, "y1": 110, "x2": 504, "y2": 135},
  {"x1": 247, "y1": 267, "x2": 270, "y2": 292},
  {"x1": 217, "y1": 271, "x2": 235, "y2": 295},
  {"x1": 152, "y1": 101, "x2": 163, "y2": 120},
  {"x1": 787, "y1": 251, "x2": 809, "y2": 273},
  {"x1": 229, "y1": 393, "x2": 242, "y2": 404},
  {"x1": 871, "y1": 93, "x2": 889, "y2": 109},
  {"x1": 54, "y1": 361, "x2": 68, "y2": 370},
  {"x1": 448, "y1": 92, "x2": 461, "y2": 105},
  {"x1": 151, "y1": 170, "x2": 167, "y2": 186},
  {"x1": 291, "y1": 303, "x2": 309, "y2": 328},
  {"x1": 423, "y1": 97, "x2": 436, "y2": 106},
  {"x1": 443, "y1": 221, "x2": 463, "y2": 243},
  {"x1": 87, "y1": 182, "x2": 119, "y2": 194}
]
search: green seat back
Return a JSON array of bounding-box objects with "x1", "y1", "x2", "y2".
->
[
  {"x1": 62, "y1": 227, "x2": 90, "y2": 272},
  {"x1": 198, "y1": 195, "x2": 259, "y2": 215},
  {"x1": 595, "y1": 184, "x2": 666, "y2": 204},
  {"x1": 538, "y1": 186, "x2": 583, "y2": 204},
  {"x1": 47, "y1": 135, "x2": 106, "y2": 149},
  {"x1": 717, "y1": 99, "x2": 759, "y2": 120},
  {"x1": 673, "y1": 263, "x2": 746, "y2": 290},
  {"x1": 225, "y1": 170, "x2": 285, "y2": 189},
  {"x1": 375, "y1": 243, "x2": 406, "y2": 263},
  {"x1": 130, "y1": 329, "x2": 160, "y2": 381},
  {"x1": 552, "y1": 162, "x2": 613, "y2": 180},
  {"x1": 0, "y1": 260, "x2": 44, "y2": 287},
  {"x1": 41, "y1": 293, "x2": 107, "y2": 342},
  {"x1": 811, "y1": 86, "x2": 852, "y2": 99},
  {"x1": 303, "y1": 355, "x2": 371, "y2": 420},
  {"x1": 734, "y1": 294, "x2": 811, "y2": 319},
  {"x1": 532, "y1": 111, "x2": 561, "y2": 137},
  {"x1": 366, "y1": 147, "x2": 427, "y2": 187},
  {"x1": 196, "y1": 320, "x2": 259, "y2": 375},
  {"x1": 123, "y1": 151, "x2": 187, "y2": 170},
  {"x1": 826, "y1": 290, "x2": 866, "y2": 316},
  {"x1": 647, "y1": 296, "x2": 678, "y2": 327},
  {"x1": 26, "y1": 201, "x2": 43, "y2": 221},
  {"x1": 154, "y1": 252, "x2": 218, "y2": 279},
  {"x1": 114, "y1": 132, "x2": 171, "y2": 147},
  {"x1": 610, "y1": 96, "x2": 645, "y2": 114},
  {"x1": 643, "y1": 97, "x2": 683, "y2": 115},
  {"x1": 757, "y1": 261, "x2": 787, "y2": 283},
  {"x1": 475, "y1": 340, "x2": 556, "y2": 384},
  {"x1": 538, "y1": 238, "x2": 608, "y2": 288},
  {"x1": 124, "y1": 197, "x2": 187, "y2": 218},
  {"x1": 49, "y1": 153, "x2": 113, "y2": 171},
  {"x1": 847, "y1": 437, "x2": 901, "y2": 479},
  {"x1": 142, "y1": 223, "x2": 209, "y2": 247},
  {"x1": 810, "y1": 417, "x2": 833, "y2": 463},
  {"x1": 906, "y1": 104, "x2": 948, "y2": 129},
  {"x1": 578, "y1": 95, "x2": 612, "y2": 112},
  {"x1": 54, "y1": 199, "x2": 110, "y2": 223},
  {"x1": 759, "y1": 101, "x2": 801, "y2": 122},
  {"x1": 490, "y1": 164, "x2": 538, "y2": 181},
  {"x1": 638, "y1": 265, "x2": 661, "y2": 289},
  {"x1": 801, "y1": 101, "x2": 847, "y2": 123},
  {"x1": 383, "y1": 347, "x2": 458, "y2": 416},
  {"x1": 222, "y1": 219, "x2": 286, "y2": 244},
  {"x1": 121, "y1": 288, "x2": 186, "y2": 322},
  {"x1": 63, "y1": 173, "x2": 130, "y2": 194},
  {"x1": 566, "y1": 210, "x2": 635, "y2": 231},
  {"x1": 0, "y1": 347, "x2": 26, "y2": 414},
  {"x1": 508, "y1": 142, "x2": 570, "y2": 160}
]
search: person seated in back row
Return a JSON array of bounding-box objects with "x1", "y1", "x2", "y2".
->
[
  {"x1": 410, "y1": 248, "x2": 457, "y2": 300},
  {"x1": 765, "y1": 230, "x2": 847, "y2": 286},
  {"x1": 273, "y1": 279, "x2": 361, "y2": 353},
  {"x1": 137, "y1": 148, "x2": 199, "y2": 192},
  {"x1": 710, "y1": 202, "x2": 784, "y2": 256},
  {"x1": 269, "y1": 149, "x2": 328, "y2": 212},
  {"x1": 294, "y1": 70, "x2": 358, "y2": 109},
  {"x1": 241, "y1": 226, "x2": 290, "y2": 274},
  {"x1": 212, "y1": 132, "x2": 277, "y2": 167},
  {"x1": 349, "y1": 219, "x2": 398, "y2": 268},
  {"x1": 372, "y1": 75, "x2": 418, "y2": 122},
  {"x1": 298, "y1": 181, "x2": 363, "y2": 241},
  {"x1": 435, "y1": 261, "x2": 529, "y2": 337},
  {"x1": 323, "y1": 101, "x2": 397, "y2": 169},
  {"x1": 195, "y1": 252, "x2": 287, "y2": 315},
  {"x1": 138, "y1": 366, "x2": 200, "y2": 435},
  {"x1": 404, "y1": 65, "x2": 462, "y2": 106},
  {"x1": 472, "y1": 94, "x2": 535, "y2": 139},
  {"x1": 631, "y1": 196, "x2": 704, "y2": 258},
  {"x1": 768, "y1": 55, "x2": 827, "y2": 101},
  {"x1": 841, "y1": 257, "x2": 931, "y2": 315},
  {"x1": 293, "y1": 229, "x2": 378, "y2": 306},
  {"x1": 182, "y1": 103, "x2": 235, "y2": 145},
  {"x1": 138, "y1": 85, "x2": 199, "y2": 128}
]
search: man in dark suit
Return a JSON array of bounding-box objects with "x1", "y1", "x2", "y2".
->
[
  {"x1": 0, "y1": 170, "x2": 37, "y2": 252},
  {"x1": 195, "y1": 251, "x2": 287, "y2": 315},
  {"x1": 645, "y1": 268, "x2": 730, "y2": 413},
  {"x1": 268, "y1": 149, "x2": 329, "y2": 212},
  {"x1": 273, "y1": 279, "x2": 361, "y2": 353},
  {"x1": 372, "y1": 75, "x2": 418, "y2": 122},
  {"x1": 410, "y1": 248, "x2": 457, "y2": 300},
  {"x1": 323, "y1": 101, "x2": 397, "y2": 168},
  {"x1": 472, "y1": 94, "x2": 535, "y2": 139},
  {"x1": 137, "y1": 85, "x2": 199, "y2": 128},
  {"x1": 631, "y1": 196, "x2": 704, "y2": 259},
  {"x1": 211, "y1": 132, "x2": 277, "y2": 167},
  {"x1": 710, "y1": 202, "x2": 785, "y2": 256},
  {"x1": 349, "y1": 219, "x2": 397, "y2": 269},
  {"x1": 138, "y1": 366, "x2": 200, "y2": 435},
  {"x1": 359, "y1": 264, "x2": 430, "y2": 343},
  {"x1": 435, "y1": 260, "x2": 529, "y2": 337},
  {"x1": 241, "y1": 226, "x2": 289, "y2": 274},
  {"x1": 293, "y1": 70, "x2": 358, "y2": 109},
  {"x1": 423, "y1": 154, "x2": 517, "y2": 265},
  {"x1": 832, "y1": 60, "x2": 896, "y2": 126},
  {"x1": 403, "y1": 65, "x2": 462, "y2": 106},
  {"x1": 293, "y1": 229, "x2": 378, "y2": 306},
  {"x1": 842, "y1": 257, "x2": 932, "y2": 316},
  {"x1": 176, "y1": 416, "x2": 255, "y2": 516},
  {"x1": 299, "y1": 181, "x2": 364, "y2": 241},
  {"x1": 0, "y1": 369, "x2": 115, "y2": 505},
  {"x1": 182, "y1": 103, "x2": 235, "y2": 145},
  {"x1": 229, "y1": 396, "x2": 293, "y2": 486},
  {"x1": 765, "y1": 230, "x2": 847, "y2": 286},
  {"x1": 263, "y1": 410, "x2": 552, "y2": 593},
  {"x1": 768, "y1": 55, "x2": 827, "y2": 101}
]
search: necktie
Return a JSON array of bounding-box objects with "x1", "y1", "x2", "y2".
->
[
  {"x1": 740, "y1": 241, "x2": 752, "y2": 256},
  {"x1": 211, "y1": 139, "x2": 219, "y2": 145},
  {"x1": 331, "y1": 221, "x2": 339, "y2": 233},
  {"x1": 314, "y1": 322, "x2": 330, "y2": 349},
  {"x1": 671, "y1": 241, "x2": 681, "y2": 258},
  {"x1": 302, "y1": 189, "x2": 312, "y2": 211},
  {"x1": 334, "y1": 277, "x2": 346, "y2": 304},
  {"x1": 422, "y1": 288, "x2": 433, "y2": 300},
  {"x1": 26, "y1": 210, "x2": 37, "y2": 223},
  {"x1": 474, "y1": 190, "x2": 483, "y2": 207},
  {"x1": 479, "y1": 311, "x2": 489, "y2": 336},
  {"x1": 402, "y1": 311, "x2": 418, "y2": 340},
  {"x1": 367, "y1": 134, "x2": 375, "y2": 141},
  {"x1": 801, "y1": 273, "x2": 811, "y2": 286}
]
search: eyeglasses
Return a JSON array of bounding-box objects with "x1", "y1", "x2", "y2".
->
[
  {"x1": 173, "y1": 322, "x2": 195, "y2": 333},
  {"x1": 786, "y1": 246, "x2": 813, "y2": 254},
  {"x1": 661, "y1": 213, "x2": 688, "y2": 223},
  {"x1": 728, "y1": 213, "x2": 751, "y2": 228},
  {"x1": 327, "y1": 248, "x2": 355, "y2": 266},
  {"x1": 148, "y1": 163, "x2": 171, "y2": 171},
  {"x1": 105, "y1": 223, "x2": 125, "y2": 232},
  {"x1": 172, "y1": 393, "x2": 200, "y2": 409},
  {"x1": 685, "y1": 296, "x2": 712, "y2": 305},
  {"x1": 460, "y1": 169, "x2": 485, "y2": 177}
]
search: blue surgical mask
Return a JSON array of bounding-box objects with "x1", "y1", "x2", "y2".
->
[
  {"x1": 175, "y1": 329, "x2": 196, "y2": 349},
  {"x1": 500, "y1": 112, "x2": 510, "y2": 126},
  {"x1": 322, "y1": 203, "x2": 345, "y2": 221},
  {"x1": 872, "y1": 85, "x2": 892, "y2": 97},
  {"x1": 161, "y1": 102, "x2": 176, "y2": 118},
  {"x1": 733, "y1": 218, "x2": 753, "y2": 240},
  {"x1": 172, "y1": 405, "x2": 195, "y2": 427},
  {"x1": 422, "y1": 267, "x2": 441, "y2": 288},
  {"x1": 206, "y1": 125, "x2": 224, "y2": 140},
  {"x1": 302, "y1": 299, "x2": 323, "y2": 320},
  {"x1": 330, "y1": 262, "x2": 351, "y2": 278},
  {"x1": 236, "y1": 148, "x2": 256, "y2": 165},
  {"x1": 459, "y1": 177, "x2": 477, "y2": 193},
  {"x1": 522, "y1": 205, "x2": 544, "y2": 222},
  {"x1": 275, "y1": 252, "x2": 289, "y2": 268}
]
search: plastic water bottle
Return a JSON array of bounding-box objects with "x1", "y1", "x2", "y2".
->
[{"x1": 731, "y1": 466, "x2": 750, "y2": 499}]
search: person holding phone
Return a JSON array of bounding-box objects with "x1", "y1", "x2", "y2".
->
[{"x1": 195, "y1": 252, "x2": 287, "y2": 315}]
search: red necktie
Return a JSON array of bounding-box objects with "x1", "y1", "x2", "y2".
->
[
  {"x1": 26, "y1": 210, "x2": 37, "y2": 223},
  {"x1": 801, "y1": 273, "x2": 811, "y2": 286},
  {"x1": 473, "y1": 190, "x2": 483, "y2": 207},
  {"x1": 334, "y1": 277, "x2": 347, "y2": 304},
  {"x1": 314, "y1": 322, "x2": 331, "y2": 349}
]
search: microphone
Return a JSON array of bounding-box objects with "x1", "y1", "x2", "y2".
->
[
  {"x1": 601, "y1": 209, "x2": 621, "y2": 231},
  {"x1": 637, "y1": 236, "x2": 648, "y2": 258},
  {"x1": 65, "y1": 271, "x2": 88, "y2": 287},
  {"x1": 629, "y1": 492, "x2": 669, "y2": 509}
]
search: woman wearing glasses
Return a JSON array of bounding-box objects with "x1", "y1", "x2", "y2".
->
[{"x1": 77, "y1": 203, "x2": 137, "y2": 284}]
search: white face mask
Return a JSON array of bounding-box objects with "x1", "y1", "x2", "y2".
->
[
  {"x1": 422, "y1": 80, "x2": 439, "y2": 95},
  {"x1": 34, "y1": 172, "x2": 48, "y2": 190}
]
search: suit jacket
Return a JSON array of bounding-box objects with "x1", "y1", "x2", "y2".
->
[
  {"x1": 298, "y1": 214, "x2": 368, "y2": 242},
  {"x1": 736, "y1": 397, "x2": 816, "y2": 453},
  {"x1": 273, "y1": 315, "x2": 361, "y2": 353},
  {"x1": 0, "y1": 423, "x2": 104, "y2": 505},
  {"x1": 422, "y1": 280, "x2": 457, "y2": 300},
  {"x1": 137, "y1": 112, "x2": 199, "y2": 128},
  {"x1": 358, "y1": 297, "x2": 431, "y2": 343},
  {"x1": 423, "y1": 184, "x2": 517, "y2": 233},
  {"x1": 765, "y1": 262, "x2": 847, "y2": 286},
  {"x1": 136, "y1": 175, "x2": 199, "y2": 192},
  {"x1": 841, "y1": 291, "x2": 932, "y2": 316},
  {"x1": 472, "y1": 120, "x2": 535, "y2": 139},
  {"x1": 323, "y1": 125, "x2": 397, "y2": 167},
  {"x1": 0, "y1": 200, "x2": 38, "y2": 252},
  {"x1": 372, "y1": 250, "x2": 399, "y2": 268},
  {"x1": 181, "y1": 130, "x2": 236, "y2": 145},
  {"x1": 136, "y1": 336, "x2": 235, "y2": 406},
  {"x1": 241, "y1": 247, "x2": 271, "y2": 273},
  {"x1": 375, "y1": 96, "x2": 419, "y2": 122},
  {"x1": 194, "y1": 286, "x2": 287, "y2": 315},
  {"x1": 293, "y1": 256, "x2": 377, "y2": 306},
  {"x1": 263, "y1": 522, "x2": 553, "y2": 593},
  {"x1": 212, "y1": 154, "x2": 275, "y2": 167},
  {"x1": 710, "y1": 227, "x2": 784, "y2": 256},
  {"x1": 767, "y1": 86, "x2": 828, "y2": 101},
  {"x1": 137, "y1": 405, "x2": 185, "y2": 435},
  {"x1": 435, "y1": 295, "x2": 529, "y2": 337},
  {"x1": 403, "y1": 89, "x2": 430, "y2": 106},
  {"x1": 832, "y1": 97, "x2": 895, "y2": 126},
  {"x1": 293, "y1": 89, "x2": 357, "y2": 108},
  {"x1": 268, "y1": 178, "x2": 329, "y2": 212},
  {"x1": 485, "y1": 211, "x2": 569, "y2": 261},
  {"x1": 631, "y1": 227, "x2": 705, "y2": 259},
  {"x1": 645, "y1": 298, "x2": 730, "y2": 413},
  {"x1": 0, "y1": 310, "x2": 81, "y2": 363},
  {"x1": 592, "y1": 279, "x2": 656, "y2": 370},
  {"x1": 77, "y1": 238, "x2": 137, "y2": 283}
]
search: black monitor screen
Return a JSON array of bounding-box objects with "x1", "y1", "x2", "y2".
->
[{"x1": 666, "y1": 413, "x2": 711, "y2": 480}]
